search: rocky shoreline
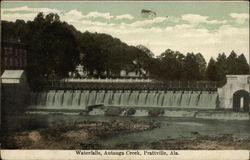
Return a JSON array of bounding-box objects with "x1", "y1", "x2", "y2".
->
[
  {"x1": 1, "y1": 119, "x2": 249, "y2": 150},
  {"x1": 1, "y1": 120, "x2": 160, "y2": 149}
]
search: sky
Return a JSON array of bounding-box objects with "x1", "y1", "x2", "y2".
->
[{"x1": 1, "y1": 1, "x2": 249, "y2": 62}]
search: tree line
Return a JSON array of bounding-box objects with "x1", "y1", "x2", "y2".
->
[{"x1": 1, "y1": 13, "x2": 249, "y2": 86}]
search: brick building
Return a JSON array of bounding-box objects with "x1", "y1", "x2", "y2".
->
[{"x1": 1, "y1": 41, "x2": 27, "y2": 75}]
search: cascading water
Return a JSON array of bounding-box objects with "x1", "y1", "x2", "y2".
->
[
  {"x1": 180, "y1": 91, "x2": 191, "y2": 107},
  {"x1": 80, "y1": 90, "x2": 89, "y2": 109},
  {"x1": 189, "y1": 91, "x2": 200, "y2": 108},
  {"x1": 112, "y1": 90, "x2": 122, "y2": 106},
  {"x1": 103, "y1": 91, "x2": 113, "y2": 106},
  {"x1": 145, "y1": 91, "x2": 157, "y2": 107},
  {"x1": 120, "y1": 91, "x2": 130, "y2": 106},
  {"x1": 62, "y1": 91, "x2": 73, "y2": 106},
  {"x1": 128, "y1": 91, "x2": 139, "y2": 106},
  {"x1": 71, "y1": 90, "x2": 81, "y2": 107},
  {"x1": 54, "y1": 90, "x2": 64, "y2": 107},
  {"x1": 95, "y1": 90, "x2": 105, "y2": 105},
  {"x1": 157, "y1": 91, "x2": 165, "y2": 106},
  {"x1": 162, "y1": 91, "x2": 174, "y2": 107},
  {"x1": 88, "y1": 91, "x2": 97, "y2": 106},
  {"x1": 172, "y1": 91, "x2": 182, "y2": 107},
  {"x1": 137, "y1": 91, "x2": 148, "y2": 106},
  {"x1": 30, "y1": 90, "x2": 218, "y2": 110}
]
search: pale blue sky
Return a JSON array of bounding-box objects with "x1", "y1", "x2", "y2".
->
[{"x1": 1, "y1": 1, "x2": 249, "y2": 62}]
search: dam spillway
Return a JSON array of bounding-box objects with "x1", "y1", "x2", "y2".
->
[{"x1": 29, "y1": 90, "x2": 218, "y2": 110}]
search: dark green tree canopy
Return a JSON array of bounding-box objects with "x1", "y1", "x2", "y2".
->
[
  {"x1": 1, "y1": 12, "x2": 249, "y2": 84},
  {"x1": 206, "y1": 58, "x2": 219, "y2": 81}
]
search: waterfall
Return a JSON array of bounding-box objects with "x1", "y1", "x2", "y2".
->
[
  {"x1": 162, "y1": 91, "x2": 174, "y2": 107},
  {"x1": 197, "y1": 91, "x2": 209, "y2": 108},
  {"x1": 95, "y1": 90, "x2": 105, "y2": 105},
  {"x1": 146, "y1": 91, "x2": 157, "y2": 106},
  {"x1": 71, "y1": 90, "x2": 81, "y2": 107},
  {"x1": 30, "y1": 90, "x2": 218, "y2": 110},
  {"x1": 62, "y1": 91, "x2": 73, "y2": 106},
  {"x1": 172, "y1": 91, "x2": 182, "y2": 107},
  {"x1": 88, "y1": 91, "x2": 97, "y2": 106},
  {"x1": 46, "y1": 90, "x2": 56, "y2": 106},
  {"x1": 137, "y1": 91, "x2": 148, "y2": 106},
  {"x1": 180, "y1": 91, "x2": 191, "y2": 107},
  {"x1": 80, "y1": 90, "x2": 89, "y2": 108},
  {"x1": 189, "y1": 91, "x2": 200, "y2": 108},
  {"x1": 120, "y1": 91, "x2": 130, "y2": 106},
  {"x1": 112, "y1": 90, "x2": 122, "y2": 106},
  {"x1": 54, "y1": 90, "x2": 64, "y2": 107},
  {"x1": 128, "y1": 91, "x2": 139, "y2": 106},
  {"x1": 103, "y1": 91, "x2": 113, "y2": 106},
  {"x1": 157, "y1": 91, "x2": 165, "y2": 107},
  {"x1": 209, "y1": 92, "x2": 218, "y2": 108},
  {"x1": 38, "y1": 92, "x2": 47, "y2": 106}
]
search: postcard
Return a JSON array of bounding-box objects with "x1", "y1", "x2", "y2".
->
[{"x1": 0, "y1": 1, "x2": 249, "y2": 160}]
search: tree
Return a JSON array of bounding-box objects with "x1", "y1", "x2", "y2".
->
[
  {"x1": 226, "y1": 50, "x2": 238, "y2": 74},
  {"x1": 237, "y1": 54, "x2": 249, "y2": 74},
  {"x1": 215, "y1": 53, "x2": 227, "y2": 81},
  {"x1": 183, "y1": 53, "x2": 202, "y2": 80},
  {"x1": 26, "y1": 13, "x2": 80, "y2": 82},
  {"x1": 206, "y1": 58, "x2": 219, "y2": 81},
  {"x1": 157, "y1": 49, "x2": 184, "y2": 81},
  {"x1": 195, "y1": 53, "x2": 206, "y2": 79}
]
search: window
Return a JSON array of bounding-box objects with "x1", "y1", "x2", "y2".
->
[
  {"x1": 15, "y1": 58, "x2": 19, "y2": 67},
  {"x1": 9, "y1": 47, "x2": 13, "y2": 55},
  {"x1": 4, "y1": 47, "x2": 8, "y2": 54},
  {"x1": 15, "y1": 48, "x2": 18, "y2": 56},
  {"x1": 4, "y1": 57, "x2": 8, "y2": 66},
  {"x1": 9, "y1": 58, "x2": 13, "y2": 66},
  {"x1": 24, "y1": 58, "x2": 27, "y2": 67},
  {"x1": 20, "y1": 57, "x2": 23, "y2": 67}
]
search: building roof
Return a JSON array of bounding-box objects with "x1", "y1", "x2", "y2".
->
[{"x1": 1, "y1": 70, "x2": 25, "y2": 79}]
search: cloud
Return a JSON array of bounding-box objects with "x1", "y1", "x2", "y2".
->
[
  {"x1": 230, "y1": 13, "x2": 249, "y2": 24},
  {"x1": 78, "y1": 22, "x2": 248, "y2": 62},
  {"x1": 130, "y1": 17, "x2": 167, "y2": 27},
  {"x1": 61, "y1": 9, "x2": 84, "y2": 22},
  {"x1": 1, "y1": 13, "x2": 37, "y2": 22},
  {"x1": 84, "y1": 11, "x2": 113, "y2": 19},
  {"x1": 1, "y1": 6, "x2": 248, "y2": 62},
  {"x1": 1, "y1": 5, "x2": 62, "y2": 14},
  {"x1": 1, "y1": 5, "x2": 62, "y2": 22},
  {"x1": 182, "y1": 14, "x2": 227, "y2": 25},
  {"x1": 116, "y1": 14, "x2": 134, "y2": 20}
]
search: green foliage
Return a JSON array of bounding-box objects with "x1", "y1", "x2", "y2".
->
[
  {"x1": 2, "y1": 13, "x2": 80, "y2": 89},
  {"x1": 206, "y1": 58, "x2": 219, "y2": 81},
  {"x1": 184, "y1": 53, "x2": 203, "y2": 80},
  {"x1": 216, "y1": 53, "x2": 227, "y2": 81},
  {"x1": 236, "y1": 54, "x2": 249, "y2": 74},
  {"x1": 226, "y1": 50, "x2": 238, "y2": 74},
  {"x1": 156, "y1": 49, "x2": 184, "y2": 81},
  {"x1": 78, "y1": 32, "x2": 153, "y2": 78},
  {"x1": 1, "y1": 12, "x2": 249, "y2": 85}
]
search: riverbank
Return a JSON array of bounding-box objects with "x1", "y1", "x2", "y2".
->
[
  {"x1": 1, "y1": 118, "x2": 249, "y2": 149},
  {"x1": 1, "y1": 120, "x2": 160, "y2": 149},
  {"x1": 110, "y1": 135, "x2": 250, "y2": 150}
]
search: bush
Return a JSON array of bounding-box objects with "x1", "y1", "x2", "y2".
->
[
  {"x1": 148, "y1": 109, "x2": 164, "y2": 117},
  {"x1": 105, "y1": 107, "x2": 122, "y2": 116}
]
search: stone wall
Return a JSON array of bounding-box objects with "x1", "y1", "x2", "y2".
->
[{"x1": 218, "y1": 75, "x2": 250, "y2": 110}]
